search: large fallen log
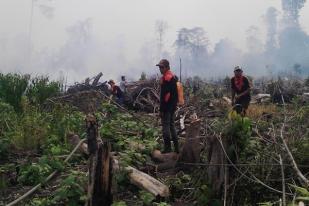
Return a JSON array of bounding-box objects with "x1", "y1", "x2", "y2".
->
[
  {"x1": 127, "y1": 166, "x2": 169, "y2": 197},
  {"x1": 112, "y1": 157, "x2": 170, "y2": 197},
  {"x1": 151, "y1": 150, "x2": 179, "y2": 163}
]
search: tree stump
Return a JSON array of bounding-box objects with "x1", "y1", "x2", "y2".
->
[
  {"x1": 206, "y1": 135, "x2": 226, "y2": 194},
  {"x1": 150, "y1": 119, "x2": 202, "y2": 172},
  {"x1": 86, "y1": 114, "x2": 112, "y2": 206},
  {"x1": 177, "y1": 119, "x2": 202, "y2": 168}
]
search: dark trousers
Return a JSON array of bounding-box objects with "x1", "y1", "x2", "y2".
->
[
  {"x1": 161, "y1": 110, "x2": 179, "y2": 152},
  {"x1": 235, "y1": 98, "x2": 250, "y2": 116},
  {"x1": 116, "y1": 96, "x2": 124, "y2": 106}
]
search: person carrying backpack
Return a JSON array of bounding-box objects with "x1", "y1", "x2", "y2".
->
[{"x1": 156, "y1": 59, "x2": 181, "y2": 153}]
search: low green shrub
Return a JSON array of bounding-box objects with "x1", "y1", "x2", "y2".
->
[
  {"x1": 52, "y1": 171, "x2": 87, "y2": 206},
  {"x1": 26, "y1": 76, "x2": 61, "y2": 106},
  {"x1": 0, "y1": 73, "x2": 30, "y2": 112}
]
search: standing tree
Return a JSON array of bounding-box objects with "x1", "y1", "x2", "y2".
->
[
  {"x1": 174, "y1": 27, "x2": 209, "y2": 74},
  {"x1": 155, "y1": 20, "x2": 168, "y2": 58},
  {"x1": 140, "y1": 72, "x2": 147, "y2": 81},
  {"x1": 246, "y1": 26, "x2": 263, "y2": 54},
  {"x1": 264, "y1": 7, "x2": 278, "y2": 53},
  {"x1": 282, "y1": 0, "x2": 306, "y2": 24}
]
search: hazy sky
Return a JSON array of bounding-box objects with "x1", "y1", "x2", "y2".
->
[{"x1": 0, "y1": 0, "x2": 309, "y2": 81}]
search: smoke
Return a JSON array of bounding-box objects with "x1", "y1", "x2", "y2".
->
[
  {"x1": 207, "y1": 39, "x2": 243, "y2": 77},
  {"x1": 0, "y1": 34, "x2": 30, "y2": 73},
  {"x1": 169, "y1": 0, "x2": 309, "y2": 78},
  {"x1": 38, "y1": 4, "x2": 54, "y2": 19},
  {"x1": 281, "y1": 0, "x2": 306, "y2": 24},
  {"x1": 263, "y1": 0, "x2": 309, "y2": 75},
  {"x1": 246, "y1": 26, "x2": 264, "y2": 54},
  {"x1": 49, "y1": 19, "x2": 129, "y2": 83},
  {"x1": 0, "y1": 18, "x2": 129, "y2": 83},
  {"x1": 1, "y1": 0, "x2": 308, "y2": 82},
  {"x1": 264, "y1": 7, "x2": 279, "y2": 52}
]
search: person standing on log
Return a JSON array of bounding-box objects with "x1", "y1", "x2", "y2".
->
[
  {"x1": 108, "y1": 79, "x2": 124, "y2": 105},
  {"x1": 231, "y1": 66, "x2": 252, "y2": 116},
  {"x1": 156, "y1": 59, "x2": 179, "y2": 153}
]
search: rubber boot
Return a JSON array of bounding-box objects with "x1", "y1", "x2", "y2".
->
[{"x1": 174, "y1": 140, "x2": 179, "y2": 153}]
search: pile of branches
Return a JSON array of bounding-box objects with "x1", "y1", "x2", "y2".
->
[
  {"x1": 46, "y1": 73, "x2": 161, "y2": 113},
  {"x1": 125, "y1": 78, "x2": 160, "y2": 112},
  {"x1": 67, "y1": 72, "x2": 110, "y2": 95}
]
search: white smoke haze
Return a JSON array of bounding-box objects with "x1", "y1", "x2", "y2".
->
[
  {"x1": 37, "y1": 4, "x2": 54, "y2": 20},
  {"x1": 0, "y1": 0, "x2": 308, "y2": 83}
]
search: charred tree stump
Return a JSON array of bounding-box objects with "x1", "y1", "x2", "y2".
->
[
  {"x1": 206, "y1": 135, "x2": 226, "y2": 196},
  {"x1": 86, "y1": 114, "x2": 112, "y2": 206},
  {"x1": 150, "y1": 119, "x2": 202, "y2": 172},
  {"x1": 177, "y1": 119, "x2": 202, "y2": 168}
]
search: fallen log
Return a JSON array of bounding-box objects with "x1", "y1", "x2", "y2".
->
[
  {"x1": 112, "y1": 157, "x2": 170, "y2": 197},
  {"x1": 127, "y1": 166, "x2": 169, "y2": 197},
  {"x1": 151, "y1": 150, "x2": 179, "y2": 163}
]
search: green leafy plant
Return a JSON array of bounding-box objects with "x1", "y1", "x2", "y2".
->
[
  {"x1": 98, "y1": 103, "x2": 159, "y2": 168},
  {"x1": 8, "y1": 108, "x2": 49, "y2": 151},
  {"x1": 290, "y1": 184, "x2": 309, "y2": 203},
  {"x1": 0, "y1": 164, "x2": 15, "y2": 190},
  {"x1": 26, "y1": 197, "x2": 55, "y2": 206},
  {"x1": 154, "y1": 203, "x2": 171, "y2": 206},
  {"x1": 224, "y1": 114, "x2": 252, "y2": 160},
  {"x1": 0, "y1": 101, "x2": 17, "y2": 134},
  {"x1": 18, "y1": 162, "x2": 52, "y2": 185},
  {"x1": 195, "y1": 184, "x2": 210, "y2": 205},
  {"x1": 26, "y1": 76, "x2": 60, "y2": 106},
  {"x1": 0, "y1": 136, "x2": 10, "y2": 160},
  {"x1": 0, "y1": 73, "x2": 30, "y2": 112},
  {"x1": 52, "y1": 171, "x2": 87, "y2": 206},
  {"x1": 139, "y1": 190, "x2": 155, "y2": 206},
  {"x1": 18, "y1": 155, "x2": 64, "y2": 186},
  {"x1": 46, "y1": 106, "x2": 85, "y2": 143},
  {"x1": 112, "y1": 201, "x2": 127, "y2": 206}
]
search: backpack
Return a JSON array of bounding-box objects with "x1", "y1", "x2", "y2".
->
[{"x1": 176, "y1": 81, "x2": 185, "y2": 106}]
